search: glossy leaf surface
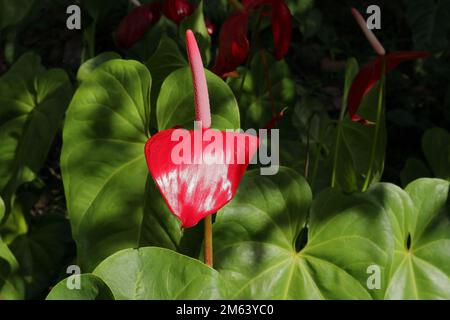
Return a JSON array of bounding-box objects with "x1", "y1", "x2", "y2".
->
[{"x1": 93, "y1": 247, "x2": 230, "y2": 299}]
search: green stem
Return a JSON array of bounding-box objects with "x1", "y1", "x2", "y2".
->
[
  {"x1": 361, "y1": 58, "x2": 386, "y2": 192},
  {"x1": 330, "y1": 131, "x2": 341, "y2": 188},
  {"x1": 311, "y1": 122, "x2": 334, "y2": 190},
  {"x1": 330, "y1": 68, "x2": 351, "y2": 188},
  {"x1": 304, "y1": 113, "x2": 317, "y2": 179},
  {"x1": 204, "y1": 215, "x2": 213, "y2": 268}
]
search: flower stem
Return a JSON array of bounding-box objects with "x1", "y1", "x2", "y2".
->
[
  {"x1": 304, "y1": 112, "x2": 318, "y2": 179},
  {"x1": 331, "y1": 88, "x2": 348, "y2": 188},
  {"x1": 204, "y1": 215, "x2": 213, "y2": 267},
  {"x1": 362, "y1": 58, "x2": 386, "y2": 192}
]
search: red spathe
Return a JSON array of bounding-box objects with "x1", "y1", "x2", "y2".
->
[{"x1": 145, "y1": 128, "x2": 259, "y2": 228}]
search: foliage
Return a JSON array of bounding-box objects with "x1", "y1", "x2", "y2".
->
[{"x1": 0, "y1": 0, "x2": 449, "y2": 300}]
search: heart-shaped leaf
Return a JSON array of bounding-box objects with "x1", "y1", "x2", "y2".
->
[
  {"x1": 49, "y1": 247, "x2": 231, "y2": 300},
  {"x1": 213, "y1": 167, "x2": 391, "y2": 299},
  {"x1": 61, "y1": 59, "x2": 151, "y2": 272},
  {"x1": 76, "y1": 52, "x2": 121, "y2": 83},
  {"x1": 46, "y1": 274, "x2": 113, "y2": 300},
  {"x1": 93, "y1": 247, "x2": 229, "y2": 299},
  {"x1": 157, "y1": 67, "x2": 240, "y2": 130},
  {"x1": 0, "y1": 53, "x2": 72, "y2": 209},
  {"x1": 146, "y1": 35, "x2": 187, "y2": 127},
  {"x1": 383, "y1": 178, "x2": 450, "y2": 299}
]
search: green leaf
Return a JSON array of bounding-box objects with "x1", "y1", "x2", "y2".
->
[
  {"x1": 0, "y1": 240, "x2": 20, "y2": 300},
  {"x1": 9, "y1": 213, "x2": 75, "y2": 299},
  {"x1": 0, "y1": 196, "x2": 24, "y2": 299},
  {"x1": 383, "y1": 178, "x2": 450, "y2": 299},
  {"x1": 422, "y1": 127, "x2": 450, "y2": 180},
  {"x1": 128, "y1": 17, "x2": 176, "y2": 63},
  {"x1": 0, "y1": 53, "x2": 72, "y2": 208},
  {"x1": 93, "y1": 247, "x2": 230, "y2": 299},
  {"x1": 157, "y1": 67, "x2": 240, "y2": 130},
  {"x1": 0, "y1": 0, "x2": 35, "y2": 29},
  {"x1": 77, "y1": 52, "x2": 121, "y2": 83},
  {"x1": 406, "y1": 0, "x2": 450, "y2": 51},
  {"x1": 0, "y1": 197, "x2": 4, "y2": 221},
  {"x1": 213, "y1": 167, "x2": 391, "y2": 299},
  {"x1": 61, "y1": 59, "x2": 151, "y2": 271},
  {"x1": 146, "y1": 35, "x2": 187, "y2": 128},
  {"x1": 228, "y1": 52, "x2": 295, "y2": 129},
  {"x1": 46, "y1": 274, "x2": 114, "y2": 300},
  {"x1": 0, "y1": 194, "x2": 30, "y2": 244},
  {"x1": 179, "y1": 0, "x2": 211, "y2": 65}
]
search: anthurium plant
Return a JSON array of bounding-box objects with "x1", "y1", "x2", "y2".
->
[{"x1": 0, "y1": 0, "x2": 449, "y2": 301}]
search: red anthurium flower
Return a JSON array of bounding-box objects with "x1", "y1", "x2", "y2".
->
[
  {"x1": 348, "y1": 51, "x2": 429, "y2": 124},
  {"x1": 348, "y1": 8, "x2": 429, "y2": 124},
  {"x1": 145, "y1": 128, "x2": 259, "y2": 227},
  {"x1": 243, "y1": 0, "x2": 292, "y2": 59},
  {"x1": 115, "y1": 2, "x2": 161, "y2": 49},
  {"x1": 162, "y1": 0, "x2": 194, "y2": 24},
  {"x1": 145, "y1": 30, "x2": 259, "y2": 228},
  {"x1": 212, "y1": 12, "x2": 250, "y2": 78},
  {"x1": 270, "y1": 0, "x2": 292, "y2": 59},
  {"x1": 213, "y1": 0, "x2": 292, "y2": 77}
]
